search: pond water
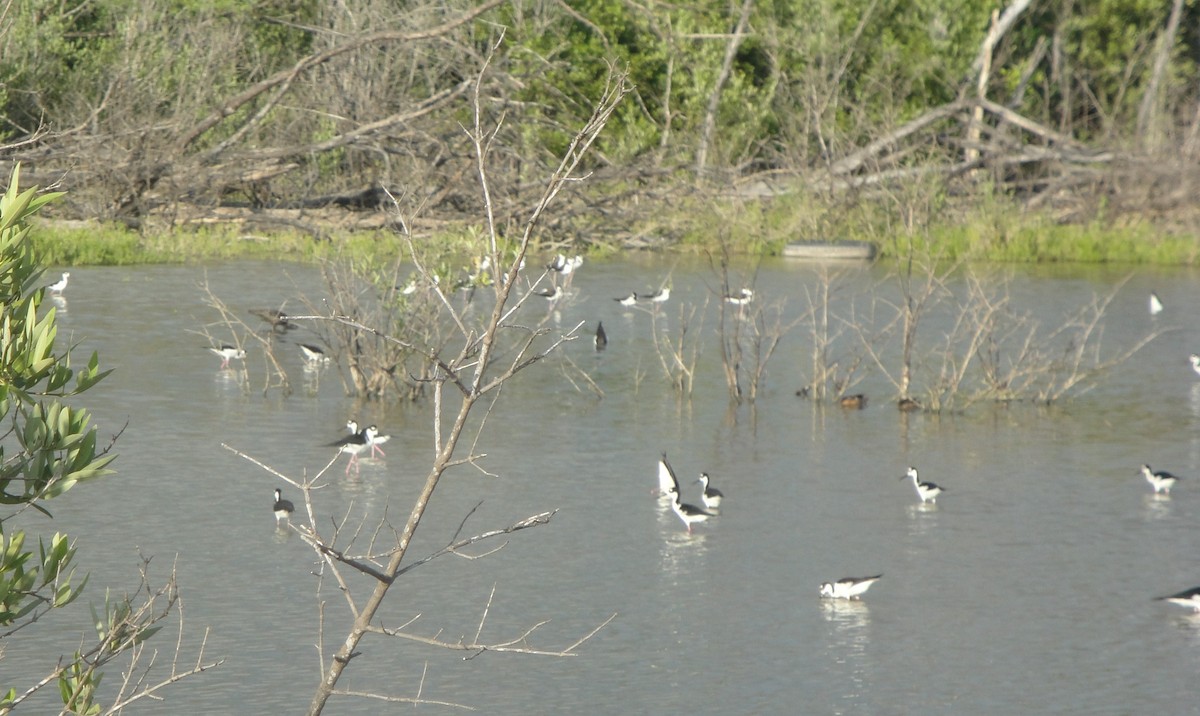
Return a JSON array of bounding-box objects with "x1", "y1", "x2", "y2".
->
[{"x1": 6, "y1": 256, "x2": 1200, "y2": 715}]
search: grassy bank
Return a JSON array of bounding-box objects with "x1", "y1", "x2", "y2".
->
[{"x1": 31, "y1": 195, "x2": 1200, "y2": 267}]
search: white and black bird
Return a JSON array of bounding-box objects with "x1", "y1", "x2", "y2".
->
[
  {"x1": 657, "y1": 453, "x2": 679, "y2": 498},
  {"x1": 614, "y1": 292, "x2": 638, "y2": 307},
  {"x1": 346, "y1": 419, "x2": 387, "y2": 458},
  {"x1": 724, "y1": 288, "x2": 754, "y2": 306},
  {"x1": 47, "y1": 272, "x2": 70, "y2": 295},
  {"x1": 1157, "y1": 586, "x2": 1200, "y2": 612},
  {"x1": 300, "y1": 343, "x2": 330, "y2": 365},
  {"x1": 901, "y1": 466, "x2": 944, "y2": 504},
  {"x1": 273, "y1": 488, "x2": 295, "y2": 524},
  {"x1": 1189, "y1": 353, "x2": 1200, "y2": 378},
  {"x1": 595, "y1": 322, "x2": 608, "y2": 351},
  {"x1": 1150, "y1": 292, "x2": 1165, "y2": 316},
  {"x1": 819, "y1": 575, "x2": 882, "y2": 600},
  {"x1": 329, "y1": 425, "x2": 378, "y2": 474},
  {"x1": 534, "y1": 285, "x2": 562, "y2": 301},
  {"x1": 400, "y1": 272, "x2": 440, "y2": 296},
  {"x1": 207, "y1": 344, "x2": 245, "y2": 369},
  {"x1": 546, "y1": 254, "x2": 583, "y2": 283},
  {"x1": 368, "y1": 429, "x2": 390, "y2": 458},
  {"x1": 696, "y1": 472, "x2": 724, "y2": 510},
  {"x1": 642, "y1": 286, "x2": 670, "y2": 304},
  {"x1": 1140, "y1": 464, "x2": 1181, "y2": 495},
  {"x1": 667, "y1": 488, "x2": 716, "y2": 534}
]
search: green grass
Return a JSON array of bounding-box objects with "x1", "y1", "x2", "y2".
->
[{"x1": 28, "y1": 191, "x2": 1200, "y2": 267}]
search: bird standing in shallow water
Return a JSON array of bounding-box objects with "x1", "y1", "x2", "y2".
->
[
  {"x1": 614, "y1": 293, "x2": 638, "y2": 307},
  {"x1": 657, "y1": 453, "x2": 680, "y2": 498},
  {"x1": 901, "y1": 466, "x2": 944, "y2": 503},
  {"x1": 300, "y1": 343, "x2": 329, "y2": 365},
  {"x1": 667, "y1": 488, "x2": 716, "y2": 533},
  {"x1": 594, "y1": 322, "x2": 607, "y2": 351},
  {"x1": 724, "y1": 288, "x2": 753, "y2": 305},
  {"x1": 819, "y1": 575, "x2": 882, "y2": 600},
  {"x1": 535, "y1": 285, "x2": 562, "y2": 301},
  {"x1": 1140, "y1": 464, "x2": 1180, "y2": 495},
  {"x1": 273, "y1": 488, "x2": 295, "y2": 524},
  {"x1": 368, "y1": 430, "x2": 390, "y2": 458},
  {"x1": 329, "y1": 425, "x2": 377, "y2": 474},
  {"x1": 1157, "y1": 586, "x2": 1200, "y2": 612},
  {"x1": 696, "y1": 472, "x2": 723, "y2": 510},
  {"x1": 1189, "y1": 354, "x2": 1200, "y2": 378},
  {"x1": 642, "y1": 286, "x2": 670, "y2": 304},
  {"x1": 208, "y1": 344, "x2": 245, "y2": 369},
  {"x1": 346, "y1": 419, "x2": 387, "y2": 458},
  {"x1": 47, "y1": 272, "x2": 70, "y2": 295},
  {"x1": 1150, "y1": 292, "x2": 1164, "y2": 316},
  {"x1": 839, "y1": 394, "x2": 867, "y2": 409}
]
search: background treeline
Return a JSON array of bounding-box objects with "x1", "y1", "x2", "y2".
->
[{"x1": 1, "y1": 0, "x2": 1198, "y2": 248}]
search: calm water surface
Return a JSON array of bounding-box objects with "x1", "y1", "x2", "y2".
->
[{"x1": 7, "y1": 258, "x2": 1200, "y2": 714}]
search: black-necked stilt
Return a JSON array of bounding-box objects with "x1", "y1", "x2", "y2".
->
[
  {"x1": 535, "y1": 285, "x2": 562, "y2": 301},
  {"x1": 657, "y1": 453, "x2": 679, "y2": 497},
  {"x1": 614, "y1": 292, "x2": 638, "y2": 307},
  {"x1": 595, "y1": 322, "x2": 607, "y2": 351},
  {"x1": 347, "y1": 419, "x2": 387, "y2": 458},
  {"x1": 642, "y1": 286, "x2": 670, "y2": 303},
  {"x1": 1189, "y1": 354, "x2": 1200, "y2": 377},
  {"x1": 1157, "y1": 586, "x2": 1200, "y2": 612},
  {"x1": 902, "y1": 466, "x2": 944, "y2": 503},
  {"x1": 696, "y1": 472, "x2": 724, "y2": 510},
  {"x1": 369, "y1": 430, "x2": 389, "y2": 458},
  {"x1": 819, "y1": 575, "x2": 882, "y2": 600},
  {"x1": 47, "y1": 272, "x2": 70, "y2": 294},
  {"x1": 300, "y1": 343, "x2": 330, "y2": 364},
  {"x1": 329, "y1": 425, "x2": 377, "y2": 474},
  {"x1": 273, "y1": 488, "x2": 295, "y2": 524},
  {"x1": 1150, "y1": 292, "x2": 1164, "y2": 316},
  {"x1": 547, "y1": 254, "x2": 582, "y2": 274},
  {"x1": 249, "y1": 307, "x2": 295, "y2": 331},
  {"x1": 1140, "y1": 464, "x2": 1180, "y2": 494},
  {"x1": 667, "y1": 488, "x2": 715, "y2": 533},
  {"x1": 401, "y1": 272, "x2": 441, "y2": 295},
  {"x1": 724, "y1": 288, "x2": 753, "y2": 305},
  {"x1": 208, "y1": 344, "x2": 245, "y2": 368},
  {"x1": 839, "y1": 394, "x2": 867, "y2": 409}
]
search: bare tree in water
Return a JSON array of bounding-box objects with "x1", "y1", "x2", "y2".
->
[{"x1": 226, "y1": 42, "x2": 626, "y2": 714}]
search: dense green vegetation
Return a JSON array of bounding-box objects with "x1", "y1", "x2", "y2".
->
[{"x1": 5, "y1": 0, "x2": 1200, "y2": 264}]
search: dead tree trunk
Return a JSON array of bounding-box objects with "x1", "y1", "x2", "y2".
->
[{"x1": 694, "y1": 0, "x2": 754, "y2": 179}]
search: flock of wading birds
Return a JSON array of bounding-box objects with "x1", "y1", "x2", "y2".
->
[
  {"x1": 48, "y1": 265, "x2": 1200, "y2": 612},
  {"x1": 650, "y1": 289, "x2": 1200, "y2": 610},
  {"x1": 232, "y1": 282, "x2": 1200, "y2": 612}
]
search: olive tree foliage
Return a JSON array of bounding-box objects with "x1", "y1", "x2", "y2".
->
[
  {"x1": 0, "y1": 166, "x2": 218, "y2": 715},
  {"x1": 4, "y1": 0, "x2": 1199, "y2": 236}
]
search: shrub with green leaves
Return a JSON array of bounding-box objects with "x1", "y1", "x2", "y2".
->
[{"x1": 0, "y1": 164, "x2": 121, "y2": 714}]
